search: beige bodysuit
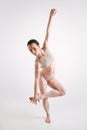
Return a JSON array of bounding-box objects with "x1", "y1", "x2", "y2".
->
[
  {"x1": 35, "y1": 48, "x2": 54, "y2": 68},
  {"x1": 35, "y1": 48, "x2": 55, "y2": 81}
]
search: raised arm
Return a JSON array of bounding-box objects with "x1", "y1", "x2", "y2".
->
[{"x1": 43, "y1": 9, "x2": 57, "y2": 48}]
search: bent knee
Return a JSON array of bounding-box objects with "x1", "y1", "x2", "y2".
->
[
  {"x1": 60, "y1": 90, "x2": 66, "y2": 96},
  {"x1": 42, "y1": 98, "x2": 48, "y2": 103}
]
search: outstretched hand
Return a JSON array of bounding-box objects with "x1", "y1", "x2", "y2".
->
[{"x1": 29, "y1": 96, "x2": 40, "y2": 105}]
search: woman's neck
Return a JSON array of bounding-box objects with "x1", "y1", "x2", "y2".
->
[{"x1": 37, "y1": 49, "x2": 45, "y2": 58}]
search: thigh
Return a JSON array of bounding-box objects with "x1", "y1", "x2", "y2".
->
[
  {"x1": 47, "y1": 78, "x2": 65, "y2": 93},
  {"x1": 39, "y1": 72, "x2": 47, "y2": 94}
]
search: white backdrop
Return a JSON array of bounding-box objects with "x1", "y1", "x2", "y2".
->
[{"x1": 0, "y1": 0, "x2": 87, "y2": 130}]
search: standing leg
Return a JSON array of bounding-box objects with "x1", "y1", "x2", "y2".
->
[{"x1": 39, "y1": 72, "x2": 51, "y2": 123}]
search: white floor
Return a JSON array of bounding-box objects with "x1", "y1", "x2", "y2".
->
[{"x1": 0, "y1": 95, "x2": 87, "y2": 130}]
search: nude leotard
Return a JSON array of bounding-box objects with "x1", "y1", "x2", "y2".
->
[{"x1": 35, "y1": 48, "x2": 54, "y2": 68}]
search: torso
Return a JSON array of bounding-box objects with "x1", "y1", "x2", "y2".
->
[{"x1": 35, "y1": 48, "x2": 55, "y2": 81}]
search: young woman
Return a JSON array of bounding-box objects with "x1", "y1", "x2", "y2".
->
[{"x1": 27, "y1": 9, "x2": 66, "y2": 123}]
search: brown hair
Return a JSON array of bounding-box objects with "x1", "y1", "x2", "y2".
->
[{"x1": 27, "y1": 39, "x2": 39, "y2": 46}]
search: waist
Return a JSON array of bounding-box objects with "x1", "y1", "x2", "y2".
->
[
  {"x1": 41, "y1": 63, "x2": 55, "y2": 74},
  {"x1": 41, "y1": 66, "x2": 55, "y2": 81}
]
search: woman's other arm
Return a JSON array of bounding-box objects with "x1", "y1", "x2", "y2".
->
[{"x1": 31, "y1": 62, "x2": 40, "y2": 104}]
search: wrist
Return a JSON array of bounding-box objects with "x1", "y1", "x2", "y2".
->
[{"x1": 34, "y1": 93, "x2": 37, "y2": 97}]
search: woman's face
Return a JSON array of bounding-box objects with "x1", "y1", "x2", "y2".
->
[{"x1": 27, "y1": 43, "x2": 40, "y2": 56}]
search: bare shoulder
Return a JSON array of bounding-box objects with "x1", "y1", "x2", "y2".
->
[
  {"x1": 42, "y1": 40, "x2": 48, "y2": 49},
  {"x1": 42, "y1": 43, "x2": 48, "y2": 50}
]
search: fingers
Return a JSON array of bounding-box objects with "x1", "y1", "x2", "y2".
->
[
  {"x1": 29, "y1": 96, "x2": 40, "y2": 105},
  {"x1": 29, "y1": 97, "x2": 34, "y2": 103},
  {"x1": 29, "y1": 97, "x2": 36, "y2": 104}
]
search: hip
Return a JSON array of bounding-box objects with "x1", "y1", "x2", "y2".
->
[{"x1": 41, "y1": 65, "x2": 55, "y2": 81}]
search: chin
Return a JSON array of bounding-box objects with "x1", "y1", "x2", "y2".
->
[
  {"x1": 36, "y1": 53, "x2": 38, "y2": 56},
  {"x1": 35, "y1": 54, "x2": 37, "y2": 56}
]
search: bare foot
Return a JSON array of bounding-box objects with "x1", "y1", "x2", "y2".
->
[{"x1": 45, "y1": 115, "x2": 51, "y2": 123}]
